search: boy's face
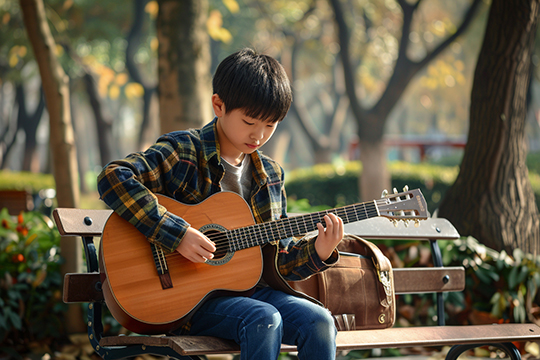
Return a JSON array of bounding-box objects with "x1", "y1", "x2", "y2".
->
[{"x1": 212, "y1": 95, "x2": 278, "y2": 162}]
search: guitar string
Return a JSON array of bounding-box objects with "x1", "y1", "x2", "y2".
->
[
  {"x1": 186, "y1": 204, "x2": 381, "y2": 254},
  {"x1": 160, "y1": 196, "x2": 419, "y2": 257},
  {"x1": 211, "y1": 203, "x2": 380, "y2": 246}
]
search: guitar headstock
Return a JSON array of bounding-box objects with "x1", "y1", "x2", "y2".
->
[{"x1": 376, "y1": 186, "x2": 429, "y2": 227}]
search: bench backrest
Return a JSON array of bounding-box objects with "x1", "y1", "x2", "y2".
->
[{"x1": 53, "y1": 208, "x2": 464, "y2": 302}]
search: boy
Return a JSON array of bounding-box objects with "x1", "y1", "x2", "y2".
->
[{"x1": 97, "y1": 48, "x2": 344, "y2": 360}]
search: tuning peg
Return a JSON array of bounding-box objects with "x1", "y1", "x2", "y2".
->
[
  {"x1": 393, "y1": 188, "x2": 398, "y2": 194},
  {"x1": 403, "y1": 219, "x2": 409, "y2": 227},
  {"x1": 392, "y1": 220, "x2": 398, "y2": 227},
  {"x1": 381, "y1": 189, "x2": 388, "y2": 198},
  {"x1": 414, "y1": 220, "x2": 420, "y2": 228},
  {"x1": 403, "y1": 185, "x2": 409, "y2": 192}
]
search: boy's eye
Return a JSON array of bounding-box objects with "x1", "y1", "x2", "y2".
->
[{"x1": 243, "y1": 120, "x2": 254, "y2": 125}]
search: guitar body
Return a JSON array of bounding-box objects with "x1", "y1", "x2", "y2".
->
[{"x1": 99, "y1": 192, "x2": 263, "y2": 334}]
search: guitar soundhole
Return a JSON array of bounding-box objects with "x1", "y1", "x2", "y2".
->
[{"x1": 204, "y1": 229, "x2": 230, "y2": 260}]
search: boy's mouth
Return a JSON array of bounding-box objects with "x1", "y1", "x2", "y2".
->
[{"x1": 246, "y1": 143, "x2": 259, "y2": 149}]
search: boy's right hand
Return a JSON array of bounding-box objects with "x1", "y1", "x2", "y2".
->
[{"x1": 176, "y1": 227, "x2": 216, "y2": 263}]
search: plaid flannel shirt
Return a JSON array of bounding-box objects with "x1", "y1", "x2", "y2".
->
[{"x1": 97, "y1": 119, "x2": 337, "y2": 281}]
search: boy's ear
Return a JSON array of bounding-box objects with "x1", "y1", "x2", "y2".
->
[{"x1": 211, "y1": 94, "x2": 225, "y2": 117}]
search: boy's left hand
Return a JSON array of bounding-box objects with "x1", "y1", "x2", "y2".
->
[{"x1": 315, "y1": 213, "x2": 344, "y2": 261}]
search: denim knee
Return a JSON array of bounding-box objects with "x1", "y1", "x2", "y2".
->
[
  {"x1": 241, "y1": 305, "x2": 283, "y2": 337},
  {"x1": 238, "y1": 305, "x2": 283, "y2": 358},
  {"x1": 310, "y1": 308, "x2": 337, "y2": 340}
]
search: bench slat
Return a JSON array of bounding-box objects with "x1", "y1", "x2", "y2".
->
[
  {"x1": 99, "y1": 323, "x2": 540, "y2": 355},
  {"x1": 394, "y1": 267, "x2": 464, "y2": 294},
  {"x1": 344, "y1": 217, "x2": 460, "y2": 241},
  {"x1": 63, "y1": 267, "x2": 465, "y2": 303},
  {"x1": 63, "y1": 273, "x2": 103, "y2": 303}
]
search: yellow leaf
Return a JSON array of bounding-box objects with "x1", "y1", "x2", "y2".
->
[
  {"x1": 9, "y1": 53, "x2": 19, "y2": 68},
  {"x1": 207, "y1": 10, "x2": 223, "y2": 30},
  {"x1": 2, "y1": 13, "x2": 10, "y2": 25},
  {"x1": 150, "y1": 37, "x2": 159, "y2": 52},
  {"x1": 32, "y1": 268, "x2": 47, "y2": 288},
  {"x1": 145, "y1": 1, "x2": 159, "y2": 19},
  {"x1": 207, "y1": 10, "x2": 233, "y2": 43},
  {"x1": 115, "y1": 73, "x2": 129, "y2": 86},
  {"x1": 25, "y1": 233, "x2": 37, "y2": 246},
  {"x1": 109, "y1": 85, "x2": 120, "y2": 99},
  {"x1": 55, "y1": 45, "x2": 64, "y2": 56},
  {"x1": 18, "y1": 46, "x2": 27, "y2": 57},
  {"x1": 125, "y1": 82, "x2": 144, "y2": 99},
  {"x1": 217, "y1": 28, "x2": 232, "y2": 44},
  {"x1": 223, "y1": 0, "x2": 239, "y2": 13}
]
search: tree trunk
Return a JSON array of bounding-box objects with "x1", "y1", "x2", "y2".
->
[
  {"x1": 329, "y1": 0, "x2": 482, "y2": 201},
  {"x1": 82, "y1": 72, "x2": 114, "y2": 166},
  {"x1": 20, "y1": 0, "x2": 85, "y2": 333},
  {"x1": 21, "y1": 88, "x2": 45, "y2": 173},
  {"x1": 358, "y1": 139, "x2": 390, "y2": 201},
  {"x1": 157, "y1": 0, "x2": 212, "y2": 133},
  {"x1": 439, "y1": 0, "x2": 540, "y2": 255}
]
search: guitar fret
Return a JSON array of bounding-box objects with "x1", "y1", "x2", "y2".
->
[
  {"x1": 269, "y1": 222, "x2": 280, "y2": 242},
  {"x1": 309, "y1": 213, "x2": 318, "y2": 232},
  {"x1": 254, "y1": 224, "x2": 264, "y2": 246},
  {"x1": 221, "y1": 189, "x2": 423, "y2": 252},
  {"x1": 246, "y1": 226, "x2": 255, "y2": 249}
]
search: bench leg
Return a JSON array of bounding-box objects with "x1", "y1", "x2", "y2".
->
[{"x1": 446, "y1": 342, "x2": 521, "y2": 360}]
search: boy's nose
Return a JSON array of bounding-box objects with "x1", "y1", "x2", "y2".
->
[{"x1": 251, "y1": 128, "x2": 264, "y2": 140}]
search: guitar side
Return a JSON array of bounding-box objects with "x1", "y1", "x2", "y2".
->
[{"x1": 99, "y1": 192, "x2": 263, "y2": 334}]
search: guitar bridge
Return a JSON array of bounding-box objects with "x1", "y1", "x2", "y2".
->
[
  {"x1": 151, "y1": 243, "x2": 173, "y2": 289},
  {"x1": 158, "y1": 272, "x2": 173, "y2": 289}
]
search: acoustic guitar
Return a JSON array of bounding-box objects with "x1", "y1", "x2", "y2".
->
[{"x1": 99, "y1": 188, "x2": 428, "y2": 334}]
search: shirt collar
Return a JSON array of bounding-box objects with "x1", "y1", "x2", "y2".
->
[
  {"x1": 201, "y1": 117, "x2": 268, "y2": 185},
  {"x1": 200, "y1": 118, "x2": 220, "y2": 163}
]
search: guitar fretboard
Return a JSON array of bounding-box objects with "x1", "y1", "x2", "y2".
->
[{"x1": 225, "y1": 201, "x2": 379, "y2": 252}]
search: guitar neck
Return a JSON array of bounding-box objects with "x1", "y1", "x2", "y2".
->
[{"x1": 227, "y1": 201, "x2": 380, "y2": 252}]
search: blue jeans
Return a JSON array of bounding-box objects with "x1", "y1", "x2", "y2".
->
[{"x1": 185, "y1": 287, "x2": 337, "y2": 360}]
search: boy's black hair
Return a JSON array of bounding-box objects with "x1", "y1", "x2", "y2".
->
[{"x1": 212, "y1": 48, "x2": 292, "y2": 123}]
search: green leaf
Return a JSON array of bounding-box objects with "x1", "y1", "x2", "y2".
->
[
  {"x1": 0, "y1": 313, "x2": 7, "y2": 330},
  {"x1": 513, "y1": 301, "x2": 526, "y2": 323},
  {"x1": 5, "y1": 308, "x2": 22, "y2": 330},
  {"x1": 514, "y1": 266, "x2": 529, "y2": 289},
  {"x1": 508, "y1": 265, "x2": 519, "y2": 289}
]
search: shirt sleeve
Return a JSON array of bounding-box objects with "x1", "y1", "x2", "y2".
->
[
  {"x1": 97, "y1": 138, "x2": 190, "y2": 253},
  {"x1": 275, "y1": 177, "x2": 339, "y2": 281}
]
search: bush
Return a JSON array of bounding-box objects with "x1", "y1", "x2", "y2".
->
[
  {"x1": 441, "y1": 237, "x2": 540, "y2": 325},
  {"x1": 0, "y1": 171, "x2": 55, "y2": 193},
  {"x1": 0, "y1": 209, "x2": 66, "y2": 357}
]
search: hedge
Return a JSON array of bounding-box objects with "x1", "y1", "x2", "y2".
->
[
  {"x1": 285, "y1": 161, "x2": 540, "y2": 214},
  {"x1": 0, "y1": 171, "x2": 55, "y2": 193}
]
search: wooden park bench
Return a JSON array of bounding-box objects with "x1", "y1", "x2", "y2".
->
[{"x1": 53, "y1": 207, "x2": 540, "y2": 360}]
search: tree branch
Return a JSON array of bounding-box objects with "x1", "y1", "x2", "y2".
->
[{"x1": 328, "y1": 0, "x2": 365, "y2": 122}]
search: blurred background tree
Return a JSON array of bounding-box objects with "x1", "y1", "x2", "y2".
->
[
  {"x1": 1, "y1": 0, "x2": 539, "y2": 269},
  {"x1": 439, "y1": 0, "x2": 540, "y2": 255}
]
